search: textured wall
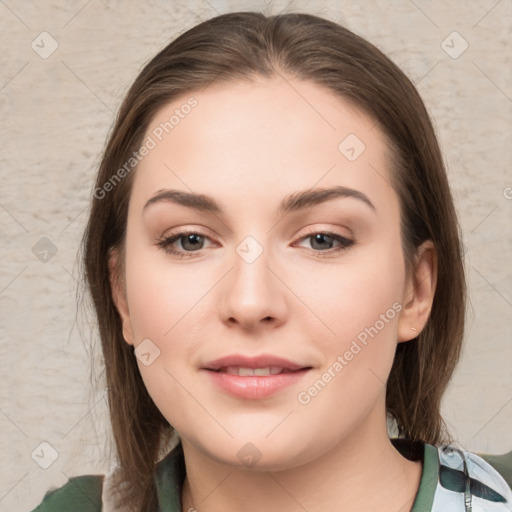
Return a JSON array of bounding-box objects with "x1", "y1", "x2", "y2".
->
[{"x1": 0, "y1": 1, "x2": 511, "y2": 510}]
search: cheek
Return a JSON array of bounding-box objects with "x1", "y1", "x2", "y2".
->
[
  {"x1": 301, "y1": 241, "x2": 406, "y2": 405},
  {"x1": 295, "y1": 264, "x2": 403, "y2": 430},
  {"x1": 307, "y1": 246, "x2": 405, "y2": 343},
  {"x1": 122, "y1": 240, "x2": 213, "y2": 409},
  {"x1": 123, "y1": 246, "x2": 206, "y2": 429},
  {"x1": 124, "y1": 241, "x2": 207, "y2": 341}
]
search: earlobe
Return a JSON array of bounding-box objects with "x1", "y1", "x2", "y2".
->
[
  {"x1": 397, "y1": 240, "x2": 437, "y2": 343},
  {"x1": 108, "y1": 248, "x2": 135, "y2": 346}
]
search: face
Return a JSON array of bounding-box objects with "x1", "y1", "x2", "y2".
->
[{"x1": 111, "y1": 76, "x2": 429, "y2": 471}]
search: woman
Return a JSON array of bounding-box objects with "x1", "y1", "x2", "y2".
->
[{"x1": 32, "y1": 11, "x2": 512, "y2": 512}]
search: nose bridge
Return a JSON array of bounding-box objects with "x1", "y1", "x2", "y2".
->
[{"x1": 220, "y1": 234, "x2": 287, "y2": 327}]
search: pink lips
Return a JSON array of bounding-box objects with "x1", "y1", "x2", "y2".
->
[{"x1": 201, "y1": 354, "x2": 312, "y2": 400}]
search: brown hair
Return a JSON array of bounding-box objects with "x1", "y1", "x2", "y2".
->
[{"x1": 82, "y1": 11, "x2": 466, "y2": 510}]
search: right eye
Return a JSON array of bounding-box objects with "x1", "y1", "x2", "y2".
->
[{"x1": 157, "y1": 230, "x2": 217, "y2": 258}]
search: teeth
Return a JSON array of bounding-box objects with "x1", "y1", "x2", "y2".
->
[{"x1": 224, "y1": 366, "x2": 284, "y2": 376}]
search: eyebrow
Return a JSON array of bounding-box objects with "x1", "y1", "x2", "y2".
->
[{"x1": 143, "y1": 185, "x2": 376, "y2": 216}]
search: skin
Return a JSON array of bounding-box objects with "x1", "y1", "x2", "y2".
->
[{"x1": 110, "y1": 75, "x2": 437, "y2": 512}]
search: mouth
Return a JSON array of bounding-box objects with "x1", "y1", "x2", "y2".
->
[
  {"x1": 202, "y1": 354, "x2": 311, "y2": 373},
  {"x1": 201, "y1": 354, "x2": 312, "y2": 399},
  {"x1": 209, "y1": 366, "x2": 306, "y2": 376}
]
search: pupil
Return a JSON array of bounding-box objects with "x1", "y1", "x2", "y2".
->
[
  {"x1": 313, "y1": 234, "x2": 332, "y2": 250},
  {"x1": 183, "y1": 234, "x2": 202, "y2": 250}
]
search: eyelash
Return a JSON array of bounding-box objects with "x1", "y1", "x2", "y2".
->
[{"x1": 157, "y1": 229, "x2": 355, "y2": 259}]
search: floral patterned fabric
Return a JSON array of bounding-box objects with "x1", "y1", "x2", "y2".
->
[{"x1": 431, "y1": 444, "x2": 512, "y2": 511}]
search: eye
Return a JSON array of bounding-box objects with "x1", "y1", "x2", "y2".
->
[
  {"x1": 157, "y1": 229, "x2": 355, "y2": 259},
  {"x1": 294, "y1": 231, "x2": 355, "y2": 255},
  {"x1": 157, "y1": 230, "x2": 216, "y2": 258}
]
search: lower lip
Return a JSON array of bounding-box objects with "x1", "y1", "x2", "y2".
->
[{"x1": 203, "y1": 369, "x2": 310, "y2": 400}]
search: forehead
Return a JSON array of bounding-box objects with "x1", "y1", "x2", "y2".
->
[{"x1": 130, "y1": 76, "x2": 396, "y2": 218}]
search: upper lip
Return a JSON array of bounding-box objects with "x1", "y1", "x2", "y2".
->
[{"x1": 202, "y1": 354, "x2": 311, "y2": 371}]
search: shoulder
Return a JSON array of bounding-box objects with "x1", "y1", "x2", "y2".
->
[
  {"x1": 30, "y1": 474, "x2": 103, "y2": 512},
  {"x1": 478, "y1": 450, "x2": 512, "y2": 490},
  {"x1": 432, "y1": 444, "x2": 512, "y2": 511}
]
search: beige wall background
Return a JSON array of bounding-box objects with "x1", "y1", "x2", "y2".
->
[{"x1": 0, "y1": 1, "x2": 511, "y2": 510}]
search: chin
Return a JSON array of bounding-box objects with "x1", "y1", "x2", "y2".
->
[{"x1": 192, "y1": 431, "x2": 323, "y2": 473}]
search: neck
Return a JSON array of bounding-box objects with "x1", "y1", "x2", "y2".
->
[{"x1": 180, "y1": 405, "x2": 422, "y2": 512}]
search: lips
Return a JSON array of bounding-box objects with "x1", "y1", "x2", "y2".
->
[
  {"x1": 201, "y1": 354, "x2": 312, "y2": 400},
  {"x1": 224, "y1": 366, "x2": 291, "y2": 376},
  {"x1": 203, "y1": 354, "x2": 309, "y2": 372}
]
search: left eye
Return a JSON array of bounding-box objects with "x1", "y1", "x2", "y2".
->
[{"x1": 295, "y1": 232, "x2": 354, "y2": 252}]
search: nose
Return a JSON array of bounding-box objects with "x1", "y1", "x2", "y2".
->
[{"x1": 219, "y1": 240, "x2": 289, "y2": 331}]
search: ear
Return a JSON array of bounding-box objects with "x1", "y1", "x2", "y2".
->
[
  {"x1": 108, "y1": 248, "x2": 135, "y2": 346},
  {"x1": 397, "y1": 240, "x2": 437, "y2": 343}
]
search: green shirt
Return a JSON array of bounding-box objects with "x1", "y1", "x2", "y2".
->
[{"x1": 31, "y1": 440, "x2": 512, "y2": 511}]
